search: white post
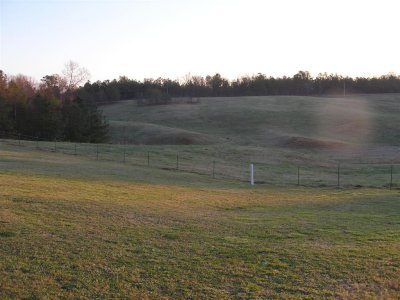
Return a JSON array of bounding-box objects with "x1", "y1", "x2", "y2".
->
[{"x1": 250, "y1": 163, "x2": 254, "y2": 186}]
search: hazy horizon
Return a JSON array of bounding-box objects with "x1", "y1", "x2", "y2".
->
[{"x1": 1, "y1": 0, "x2": 399, "y2": 82}]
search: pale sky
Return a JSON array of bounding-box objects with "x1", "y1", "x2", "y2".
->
[{"x1": 1, "y1": 0, "x2": 399, "y2": 82}]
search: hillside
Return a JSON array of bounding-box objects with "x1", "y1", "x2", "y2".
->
[
  {"x1": 101, "y1": 94, "x2": 400, "y2": 148},
  {"x1": 1, "y1": 96, "x2": 399, "y2": 298}
]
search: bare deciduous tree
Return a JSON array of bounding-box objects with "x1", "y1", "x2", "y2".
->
[{"x1": 62, "y1": 60, "x2": 90, "y2": 91}]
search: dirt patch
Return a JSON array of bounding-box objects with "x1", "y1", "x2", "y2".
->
[
  {"x1": 282, "y1": 136, "x2": 348, "y2": 150},
  {"x1": 146, "y1": 132, "x2": 217, "y2": 145},
  {"x1": 0, "y1": 207, "x2": 19, "y2": 224}
]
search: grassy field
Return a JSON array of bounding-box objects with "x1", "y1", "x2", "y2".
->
[
  {"x1": 0, "y1": 144, "x2": 399, "y2": 299},
  {"x1": 1, "y1": 94, "x2": 399, "y2": 298},
  {"x1": 1, "y1": 138, "x2": 398, "y2": 188},
  {"x1": 0, "y1": 171, "x2": 399, "y2": 299},
  {"x1": 101, "y1": 94, "x2": 400, "y2": 147},
  {"x1": 98, "y1": 94, "x2": 400, "y2": 187}
]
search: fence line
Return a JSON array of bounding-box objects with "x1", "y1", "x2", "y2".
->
[{"x1": 0, "y1": 133, "x2": 399, "y2": 189}]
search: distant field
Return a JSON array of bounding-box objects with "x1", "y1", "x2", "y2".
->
[
  {"x1": 101, "y1": 94, "x2": 400, "y2": 147},
  {"x1": 99, "y1": 94, "x2": 400, "y2": 188},
  {"x1": 1, "y1": 171, "x2": 399, "y2": 299},
  {"x1": 1, "y1": 139, "x2": 399, "y2": 188}
]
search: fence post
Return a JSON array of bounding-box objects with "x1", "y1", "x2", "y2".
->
[
  {"x1": 337, "y1": 163, "x2": 340, "y2": 188},
  {"x1": 123, "y1": 144, "x2": 126, "y2": 163},
  {"x1": 96, "y1": 144, "x2": 99, "y2": 160},
  {"x1": 176, "y1": 152, "x2": 179, "y2": 170},
  {"x1": 18, "y1": 134, "x2": 21, "y2": 145},
  {"x1": 390, "y1": 164, "x2": 393, "y2": 190},
  {"x1": 147, "y1": 151, "x2": 150, "y2": 167},
  {"x1": 250, "y1": 163, "x2": 254, "y2": 186},
  {"x1": 54, "y1": 140, "x2": 57, "y2": 152},
  {"x1": 297, "y1": 166, "x2": 300, "y2": 186}
]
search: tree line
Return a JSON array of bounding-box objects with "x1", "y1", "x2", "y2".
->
[
  {"x1": 0, "y1": 62, "x2": 108, "y2": 142},
  {"x1": 1, "y1": 66, "x2": 400, "y2": 143},
  {"x1": 77, "y1": 71, "x2": 400, "y2": 104}
]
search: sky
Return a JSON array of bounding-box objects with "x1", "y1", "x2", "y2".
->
[{"x1": 1, "y1": 0, "x2": 399, "y2": 82}]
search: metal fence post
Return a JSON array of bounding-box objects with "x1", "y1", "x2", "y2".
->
[
  {"x1": 250, "y1": 163, "x2": 254, "y2": 186},
  {"x1": 337, "y1": 163, "x2": 340, "y2": 188},
  {"x1": 297, "y1": 166, "x2": 300, "y2": 186},
  {"x1": 123, "y1": 145, "x2": 126, "y2": 163}
]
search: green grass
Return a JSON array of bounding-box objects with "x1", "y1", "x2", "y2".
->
[
  {"x1": 1, "y1": 172, "x2": 399, "y2": 299},
  {"x1": 1, "y1": 94, "x2": 399, "y2": 298},
  {"x1": 1, "y1": 138, "x2": 398, "y2": 188},
  {"x1": 101, "y1": 94, "x2": 400, "y2": 147},
  {"x1": 0, "y1": 142, "x2": 236, "y2": 189},
  {"x1": 97, "y1": 95, "x2": 400, "y2": 188}
]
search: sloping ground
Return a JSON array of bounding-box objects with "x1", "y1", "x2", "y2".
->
[
  {"x1": 0, "y1": 172, "x2": 399, "y2": 299},
  {"x1": 108, "y1": 120, "x2": 220, "y2": 145},
  {"x1": 2, "y1": 137, "x2": 399, "y2": 189},
  {"x1": 282, "y1": 136, "x2": 349, "y2": 150},
  {"x1": 101, "y1": 94, "x2": 400, "y2": 147}
]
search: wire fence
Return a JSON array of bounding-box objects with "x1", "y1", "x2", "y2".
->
[{"x1": 0, "y1": 132, "x2": 399, "y2": 189}]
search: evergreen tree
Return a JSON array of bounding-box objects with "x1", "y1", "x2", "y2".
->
[{"x1": 62, "y1": 97, "x2": 108, "y2": 143}]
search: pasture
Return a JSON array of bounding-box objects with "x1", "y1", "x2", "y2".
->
[
  {"x1": 1, "y1": 94, "x2": 399, "y2": 298},
  {"x1": 0, "y1": 145, "x2": 399, "y2": 299},
  {"x1": 1, "y1": 171, "x2": 399, "y2": 299},
  {"x1": 101, "y1": 94, "x2": 400, "y2": 147},
  {"x1": 99, "y1": 94, "x2": 400, "y2": 188}
]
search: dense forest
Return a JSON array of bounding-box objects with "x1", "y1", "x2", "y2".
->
[
  {"x1": 77, "y1": 71, "x2": 400, "y2": 104},
  {"x1": 0, "y1": 65, "x2": 108, "y2": 143},
  {"x1": 1, "y1": 66, "x2": 400, "y2": 143}
]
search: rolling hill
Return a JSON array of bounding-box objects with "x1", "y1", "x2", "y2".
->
[{"x1": 101, "y1": 94, "x2": 400, "y2": 148}]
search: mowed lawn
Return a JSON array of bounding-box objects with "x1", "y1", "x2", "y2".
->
[{"x1": 0, "y1": 173, "x2": 399, "y2": 299}]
